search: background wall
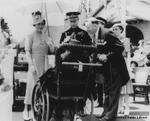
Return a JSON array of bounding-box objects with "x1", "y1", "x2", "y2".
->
[{"x1": 132, "y1": 21, "x2": 150, "y2": 42}]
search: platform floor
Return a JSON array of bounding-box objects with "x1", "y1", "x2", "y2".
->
[{"x1": 12, "y1": 96, "x2": 150, "y2": 121}]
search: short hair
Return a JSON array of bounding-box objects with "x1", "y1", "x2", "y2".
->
[
  {"x1": 117, "y1": 25, "x2": 124, "y2": 33},
  {"x1": 131, "y1": 61, "x2": 138, "y2": 67}
]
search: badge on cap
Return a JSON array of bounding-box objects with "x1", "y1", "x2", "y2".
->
[{"x1": 66, "y1": 12, "x2": 80, "y2": 19}]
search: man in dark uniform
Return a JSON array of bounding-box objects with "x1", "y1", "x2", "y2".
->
[
  {"x1": 96, "y1": 18, "x2": 130, "y2": 121},
  {"x1": 60, "y1": 12, "x2": 92, "y2": 62},
  {"x1": 59, "y1": 12, "x2": 92, "y2": 117}
]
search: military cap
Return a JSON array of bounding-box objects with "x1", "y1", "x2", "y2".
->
[
  {"x1": 66, "y1": 12, "x2": 80, "y2": 19},
  {"x1": 96, "y1": 17, "x2": 107, "y2": 25}
]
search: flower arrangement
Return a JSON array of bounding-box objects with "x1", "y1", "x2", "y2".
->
[{"x1": 130, "y1": 40, "x2": 150, "y2": 67}]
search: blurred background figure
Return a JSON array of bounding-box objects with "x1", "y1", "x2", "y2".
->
[{"x1": 0, "y1": 17, "x2": 16, "y2": 92}]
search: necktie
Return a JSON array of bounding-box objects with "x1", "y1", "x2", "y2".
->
[
  {"x1": 98, "y1": 27, "x2": 102, "y2": 40},
  {"x1": 92, "y1": 34, "x2": 96, "y2": 46}
]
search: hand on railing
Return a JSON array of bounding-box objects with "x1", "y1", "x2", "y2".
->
[
  {"x1": 97, "y1": 54, "x2": 108, "y2": 63},
  {"x1": 60, "y1": 50, "x2": 71, "y2": 60},
  {"x1": 63, "y1": 36, "x2": 71, "y2": 43}
]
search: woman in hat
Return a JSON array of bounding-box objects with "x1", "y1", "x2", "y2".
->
[{"x1": 23, "y1": 11, "x2": 55, "y2": 120}]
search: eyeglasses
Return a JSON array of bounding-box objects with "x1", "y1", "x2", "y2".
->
[
  {"x1": 70, "y1": 20, "x2": 78, "y2": 23},
  {"x1": 91, "y1": 21, "x2": 99, "y2": 24},
  {"x1": 99, "y1": 21, "x2": 105, "y2": 25}
]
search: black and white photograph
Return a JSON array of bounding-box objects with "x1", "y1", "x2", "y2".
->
[{"x1": 0, "y1": 0, "x2": 150, "y2": 121}]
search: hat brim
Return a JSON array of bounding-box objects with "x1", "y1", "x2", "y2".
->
[
  {"x1": 66, "y1": 12, "x2": 80, "y2": 16},
  {"x1": 112, "y1": 23, "x2": 123, "y2": 28},
  {"x1": 96, "y1": 17, "x2": 107, "y2": 24},
  {"x1": 33, "y1": 18, "x2": 45, "y2": 26}
]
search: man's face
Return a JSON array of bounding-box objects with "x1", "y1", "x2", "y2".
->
[
  {"x1": 112, "y1": 26, "x2": 122, "y2": 37},
  {"x1": 69, "y1": 18, "x2": 79, "y2": 28},
  {"x1": 86, "y1": 22, "x2": 99, "y2": 35},
  {"x1": 98, "y1": 20, "x2": 105, "y2": 27}
]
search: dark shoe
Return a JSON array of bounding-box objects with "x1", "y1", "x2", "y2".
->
[
  {"x1": 99, "y1": 117, "x2": 115, "y2": 121},
  {"x1": 50, "y1": 117, "x2": 57, "y2": 121},
  {"x1": 96, "y1": 103, "x2": 103, "y2": 107},
  {"x1": 24, "y1": 119, "x2": 33, "y2": 121},
  {"x1": 96, "y1": 113, "x2": 105, "y2": 119},
  {"x1": 23, "y1": 111, "x2": 30, "y2": 121}
]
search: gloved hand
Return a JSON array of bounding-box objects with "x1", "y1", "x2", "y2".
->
[
  {"x1": 97, "y1": 54, "x2": 108, "y2": 63},
  {"x1": 63, "y1": 36, "x2": 71, "y2": 43},
  {"x1": 30, "y1": 64, "x2": 36, "y2": 74},
  {"x1": 60, "y1": 50, "x2": 71, "y2": 60}
]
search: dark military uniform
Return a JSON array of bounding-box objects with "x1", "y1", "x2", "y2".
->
[
  {"x1": 59, "y1": 25, "x2": 92, "y2": 114},
  {"x1": 60, "y1": 27, "x2": 92, "y2": 62},
  {"x1": 97, "y1": 33, "x2": 130, "y2": 121},
  {"x1": 60, "y1": 27, "x2": 91, "y2": 45}
]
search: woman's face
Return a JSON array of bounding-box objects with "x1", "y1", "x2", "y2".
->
[{"x1": 34, "y1": 21, "x2": 45, "y2": 32}]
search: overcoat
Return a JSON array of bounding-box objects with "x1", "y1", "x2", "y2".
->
[{"x1": 96, "y1": 33, "x2": 130, "y2": 92}]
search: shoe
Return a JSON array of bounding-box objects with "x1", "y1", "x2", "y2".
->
[
  {"x1": 96, "y1": 113, "x2": 105, "y2": 119},
  {"x1": 23, "y1": 110, "x2": 33, "y2": 121},
  {"x1": 96, "y1": 103, "x2": 103, "y2": 107},
  {"x1": 23, "y1": 110, "x2": 30, "y2": 120},
  {"x1": 28, "y1": 119, "x2": 33, "y2": 121},
  {"x1": 74, "y1": 114, "x2": 82, "y2": 121},
  {"x1": 50, "y1": 117, "x2": 57, "y2": 121},
  {"x1": 118, "y1": 110, "x2": 124, "y2": 114},
  {"x1": 62, "y1": 117, "x2": 71, "y2": 121},
  {"x1": 99, "y1": 116, "x2": 115, "y2": 121},
  {"x1": 124, "y1": 110, "x2": 129, "y2": 116}
]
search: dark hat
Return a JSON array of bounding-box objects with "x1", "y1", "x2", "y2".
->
[
  {"x1": 66, "y1": 12, "x2": 80, "y2": 19},
  {"x1": 96, "y1": 17, "x2": 107, "y2": 24},
  {"x1": 85, "y1": 17, "x2": 99, "y2": 26}
]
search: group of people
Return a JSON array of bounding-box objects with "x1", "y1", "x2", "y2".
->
[{"x1": 23, "y1": 10, "x2": 131, "y2": 121}]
